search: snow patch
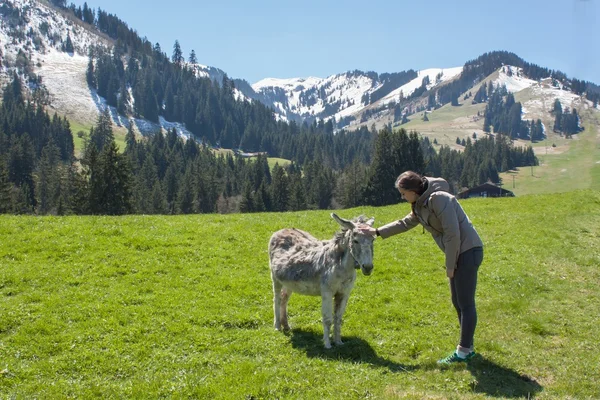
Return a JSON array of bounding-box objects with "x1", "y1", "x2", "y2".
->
[
  {"x1": 382, "y1": 67, "x2": 463, "y2": 105},
  {"x1": 493, "y1": 66, "x2": 537, "y2": 93}
]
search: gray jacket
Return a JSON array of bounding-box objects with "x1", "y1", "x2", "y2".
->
[{"x1": 378, "y1": 177, "x2": 483, "y2": 277}]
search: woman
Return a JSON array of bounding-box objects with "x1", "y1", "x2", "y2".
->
[{"x1": 360, "y1": 171, "x2": 484, "y2": 365}]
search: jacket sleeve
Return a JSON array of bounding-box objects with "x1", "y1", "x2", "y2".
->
[
  {"x1": 431, "y1": 194, "x2": 461, "y2": 277},
  {"x1": 377, "y1": 212, "x2": 420, "y2": 239}
]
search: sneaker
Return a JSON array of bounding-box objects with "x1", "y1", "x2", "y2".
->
[{"x1": 437, "y1": 351, "x2": 476, "y2": 365}]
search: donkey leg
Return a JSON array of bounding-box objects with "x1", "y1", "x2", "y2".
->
[
  {"x1": 280, "y1": 288, "x2": 292, "y2": 331},
  {"x1": 321, "y1": 291, "x2": 334, "y2": 349},
  {"x1": 272, "y1": 278, "x2": 282, "y2": 330},
  {"x1": 333, "y1": 292, "x2": 350, "y2": 346}
]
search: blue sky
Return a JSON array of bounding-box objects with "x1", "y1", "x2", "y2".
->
[{"x1": 69, "y1": 0, "x2": 599, "y2": 85}]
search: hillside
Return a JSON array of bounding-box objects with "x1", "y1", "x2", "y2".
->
[
  {"x1": 395, "y1": 67, "x2": 600, "y2": 195},
  {"x1": 1, "y1": 191, "x2": 599, "y2": 398},
  {"x1": 3, "y1": 1, "x2": 597, "y2": 135}
]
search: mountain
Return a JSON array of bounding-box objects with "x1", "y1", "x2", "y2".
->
[
  {"x1": 243, "y1": 67, "x2": 463, "y2": 129},
  {"x1": 1, "y1": 0, "x2": 599, "y2": 142}
]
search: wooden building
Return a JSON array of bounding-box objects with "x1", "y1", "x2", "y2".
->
[{"x1": 457, "y1": 182, "x2": 514, "y2": 199}]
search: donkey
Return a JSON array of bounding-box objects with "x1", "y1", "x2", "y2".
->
[{"x1": 268, "y1": 213, "x2": 375, "y2": 349}]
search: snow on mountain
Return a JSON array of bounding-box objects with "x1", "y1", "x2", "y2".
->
[
  {"x1": 37, "y1": 49, "x2": 100, "y2": 123},
  {"x1": 381, "y1": 67, "x2": 463, "y2": 105},
  {"x1": 493, "y1": 66, "x2": 538, "y2": 93},
  {"x1": 0, "y1": 0, "x2": 215, "y2": 139},
  {"x1": 1, "y1": 0, "x2": 110, "y2": 64},
  {"x1": 0, "y1": 0, "x2": 486, "y2": 134},
  {"x1": 249, "y1": 67, "x2": 465, "y2": 129},
  {"x1": 252, "y1": 76, "x2": 323, "y2": 93},
  {"x1": 3, "y1": 1, "x2": 595, "y2": 138},
  {"x1": 490, "y1": 66, "x2": 592, "y2": 121},
  {"x1": 251, "y1": 72, "x2": 384, "y2": 126}
]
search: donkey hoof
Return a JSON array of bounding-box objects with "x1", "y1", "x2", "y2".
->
[{"x1": 334, "y1": 340, "x2": 344, "y2": 346}]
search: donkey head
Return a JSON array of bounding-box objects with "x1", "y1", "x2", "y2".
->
[{"x1": 331, "y1": 213, "x2": 375, "y2": 276}]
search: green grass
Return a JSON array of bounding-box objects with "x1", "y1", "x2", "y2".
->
[
  {"x1": 69, "y1": 120, "x2": 128, "y2": 156},
  {"x1": 397, "y1": 82, "x2": 600, "y2": 197},
  {"x1": 398, "y1": 78, "x2": 492, "y2": 148},
  {"x1": 500, "y1": 108, "x2": 600, "y2": 195},
  {"x1": 267, "y1": 157, "x2": 291, "y2": 169},
  {"x1": 1, "y1": 191, "x2": 600, "y2": 398}
]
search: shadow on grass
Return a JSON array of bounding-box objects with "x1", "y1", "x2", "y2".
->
[
  {"x1": 466, "y1": 355, "x2": 543, "y2": 398},
  {"x1": 289, "y1": 328, "x2": 418, "y2": 373}
]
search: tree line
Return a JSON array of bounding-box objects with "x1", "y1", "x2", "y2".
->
[
  {"x1": 1, "y1": 71, "x2": 539, "y2": 215},
  {"x1": 552, "y1": 99, "x2": 582, "y2": 138}
]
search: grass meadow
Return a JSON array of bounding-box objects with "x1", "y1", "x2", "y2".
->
[
  {"x1": 1, "y1": 191, "x2": 600, "y2": 398},
  {"x1": 500, "y1": 107, "x2": 600, "y2": 196}
]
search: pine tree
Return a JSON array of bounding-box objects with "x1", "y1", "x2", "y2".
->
[
  {"x1": 189, "y1": 50, "x2": 197, "y2": 64},
  {"x1": 134, "y1": 155, "x2": 158, "y2": 213},
  {"x1": 143, "y1": 75, "x2": 159, "y2": 122},
  {"x1": 253, "y1": 181, "x2": 268, "y2": 212},
  {"x1": 97, "y1": 140, "x2": 133, "y2": 215},
  {"x1": 177, "y1": 167, "x2": 194, "y2": 214},
  {"x1": 0, "y1": 158, "x2": 12, "y2": 213},
  {"x1": 270, "y1": 164, "x2": 289, "y2": 212},
  {"x1": 239, "y1": 183, "x2": 254, "y2": 213},
  {"x1": 337, "y1": 158, "x2": 367, "y2": 208},
  {"x1": 64, "y1": 33, "x2": 74, "y2": 53},
  {"x1": 89, "y1": 108, "x2": 114, "y2": 152},
  {"x1": 287, "y1": 169, "x2": 306, "y2": 211},
  {"x1": 172, "y1": 40, "x2": 184, "y2": 65},
  {"x1": 36, "y1": 141, "x2": 62, "y2": 214},
  {"x1": 85, "y1": 144, "x2": 103, "y2": 214},
  {"x1": 8, "y1": 135, "x2": 36, "y2": 211},
  {"x1": 151, "y1": 179, "x2": 168, "y2": 214},
  {"x1": 117, "y1": 82, "x2": 129, "y2": 115},
  {"x1": 363, "y1": 127, "x2": 398, "y2": 206},
  {"x1": 86, "y1": 51, "x2": 96, "y2": 87},
  {"x1": 63, "y1": 159, "x2": 87, "y2": 215},
  {"x1": 163, "y1": 164, "x2": 179, "y2": 213},
  {"x1": 82, "y1": 2, "x2": 95, "y2": 24},
  {"x1": 451, "y1": 92, "x2": 459, "y2": 106},
  {"x1": 552, "y1": 99, "x2": 562, "y2": 116}
]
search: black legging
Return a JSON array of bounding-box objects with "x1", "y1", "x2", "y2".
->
[{"x1": 449, "y1": 247, "x2": 484, "y2": 349}]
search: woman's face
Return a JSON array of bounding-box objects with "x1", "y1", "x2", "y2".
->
[{"x1": 398, "y1": 188, "x2": 419, "y2": 204}]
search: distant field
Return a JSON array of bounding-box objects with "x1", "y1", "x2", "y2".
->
[
  {"x1": 69, "y1": 119, "x2": 128, "y2": 156},
  {"x1": 398, "y1": 76, "x2": 493, "y2": 149},
  {"x1": 1, "y1": 191, "x2": 599, "y2": 398},
  {"x1": 266, "y1": 157, "x2": 292, "y2": 169},
  {"x1": 400, "y1": 96, "x2": 488, "y2": 149},
  {"x1": 396, "y1": 81, "x2": 600, "y2": 197},
  {"x1": 500, "y1": 107, "x2": 600, "y2": 195}
]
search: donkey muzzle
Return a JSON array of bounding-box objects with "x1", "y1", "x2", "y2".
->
[{"x1": 360, "y1": 264, "x2": 374, "y2": 276}]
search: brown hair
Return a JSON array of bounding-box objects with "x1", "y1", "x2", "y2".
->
[
  {"x1": 395, "y1": 171, "x2": 426, "y2": 195},
  {"x1": 395, "y1": 171, "x2": 427, "y2": 215}
]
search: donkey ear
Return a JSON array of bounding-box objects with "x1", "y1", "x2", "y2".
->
[
  {"x1": 365, "y1": 217, "x2": 375, "y2": 227},
  {"x1": 331, "y1": 213, "x2": 354, "y2": 230}
]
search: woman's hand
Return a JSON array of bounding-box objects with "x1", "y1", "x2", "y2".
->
[{"x1": 357, "y1": 225, "x2": 377, "y2": 237}]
